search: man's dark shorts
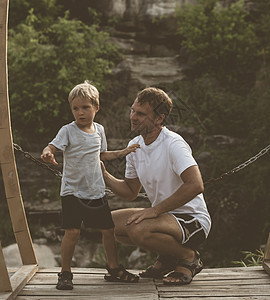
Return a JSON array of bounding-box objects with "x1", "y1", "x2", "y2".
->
[
  {"x1": 171, "y1": 213, "x2": 206, "y2": 250},
  {"x1": 61, "y1": 194, "x2": 114, "y2": 230}
]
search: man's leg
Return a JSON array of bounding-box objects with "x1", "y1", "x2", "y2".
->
[
  {"x1": 112, "y1": 208, "x2": 142, "y2": 245},
  {"x1": 112, "y1": 208, "x2": 198, "y2": 283}
]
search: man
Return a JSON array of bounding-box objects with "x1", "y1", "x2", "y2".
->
[{"x1": 102, "y1": 87, "x2": 211, "y2": 285}]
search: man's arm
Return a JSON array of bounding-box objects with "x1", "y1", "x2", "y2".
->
[
  {"x1": 102, "y1": 162, "x2": 142, "y2": 201},
  {"x1": 100, "y1": 144, "x2": 140, "y2": 161},
  {"x1": 154, "y1": 165, "x2": 204, "y2": 214},
  {"x1": 126, "y1": 165, "x2": 204, "y2": 224}
]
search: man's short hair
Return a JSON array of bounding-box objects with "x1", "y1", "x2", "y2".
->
[
  {"x1": 136, "y1": 87, "x2": 173, "y2": 122},
  {"x1": 68, "y1": 80, "x2": 99, "y2": 107}
]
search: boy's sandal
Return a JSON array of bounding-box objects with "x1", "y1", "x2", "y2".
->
[
  {"x1": 163, "y1": 250, "x2": 203, "y2": 285},
  {"x1": 56, "y1": 271, "x2": 73, "y2": 290},
  {"x1": 139, "y1": 255, "x2": 177, "y2": 279},
  {"x1": 104, "y1": 264, "x2": 139, "y2": 283}
]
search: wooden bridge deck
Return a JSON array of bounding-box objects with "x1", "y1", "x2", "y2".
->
[{"x1": 2, "y1": 266, "x2": 269, "y2": 299}]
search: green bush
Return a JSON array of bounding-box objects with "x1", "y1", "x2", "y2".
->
[
  {"x1": 8, "y1": 9, "x2": 121, "y2": 145},
  {"x1": 175, "y1": 0, "x2": 260, "y2": 93}
]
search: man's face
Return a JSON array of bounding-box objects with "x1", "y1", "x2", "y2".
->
[{"x1": 130, "y1": 99, "x2": 162, "y2": 134}]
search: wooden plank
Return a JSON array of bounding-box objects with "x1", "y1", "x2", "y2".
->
[
  {"x1": 0, "y1": 265, "x2": 38, "y2": 300},
  {"x1": 16, "y1": 266, "x2": 270, "y2": 299},
  {"x1": 0, "y1": 162, "x2": 22, "y2": 201},
  {"x1": 0, "y1": 242, "x2": 12, "y2": 293},
  {"x1": 16, "y1": 295, "x2": 158, "y2": 300},
  {"x1": 159, "y1": 297, "x2": 270, "y2": 300},
  {"x1": 28, "y1": 273, "x2": 152, "y2": 285},
  {"x1": 0, "y1": 129, "x2": 13, "y2": 162},
  {"x1": 0, "y1": 0, "x2": 37, "y2": 267},
  {"x1": 158, "y1": 285, "x2": 270, "y2": 297},
  {"x1": 34, "y1": 266, "x2": 263, "y2": 274},
  {"x1": 27, "y1": 270, "x2": 270, "y2": 286},
  {"x1": 0, "y1": 0, "x2": 9, "y2": 114},
  {"x1": 263, "y1": 261, "x2": 270, "y2": 276},
  {"x1": 156, "y1": 278, "x2": 270, "y2": 286},
  {"x1": 263, "y1": 232, "x2": 270, "y2": 275},
  {"x1": 264, "y1": 232, "x2": 270, "y2": 260},
  {"x1": 18, "y1": 284, "x2": 158, "y2": 297},
  {"x1": 35, "y1": 267, "x2": 140, "y2": 274}
]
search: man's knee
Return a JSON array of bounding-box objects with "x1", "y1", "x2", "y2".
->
[{"x1": 126, "y1": 223, "x2": 150, "y2": 245}]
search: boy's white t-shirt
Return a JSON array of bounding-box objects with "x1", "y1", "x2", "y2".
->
[
  {"x1": 125, "y1": 127, "x2": 211, "y2": 236},
  {"x1": 50, "y1": 121, "x2": 107, "y2": 200}
]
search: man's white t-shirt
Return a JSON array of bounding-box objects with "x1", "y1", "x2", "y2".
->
[
  {"x1": 50, "y1": 121, "x2": 107, "y2": 200},
  {"x1": 125, "y1": 127, "x2": 211, "y2": 237}
]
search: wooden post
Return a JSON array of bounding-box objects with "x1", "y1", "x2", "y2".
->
[
  {"x1": 0, "y1": 1, "x2": 38, "y2": 298},
  {"x1": 0, "y1": 0, "x2": 37, "y2": 266},
  {"x1": 263, "y1": 232, "x2": 270, "y2": 275},
  {"x1": 0, "y1": 242, "x2": 12, "y2": 293}
]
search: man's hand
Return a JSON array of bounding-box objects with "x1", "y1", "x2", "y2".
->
[
  {"x1": 126, "y1": 207, "x2": 159, "y2": 225},
  {"x1": 100, "y1": 161, "x2": 106, "y2": 176}
]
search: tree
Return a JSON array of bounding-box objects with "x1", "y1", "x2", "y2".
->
[
  {"x1": 175, "y1": 0, "x2": 259, "y2": 93},
  {"x1": 8, "y1": 9, "x2": 120, "y2": 145}
]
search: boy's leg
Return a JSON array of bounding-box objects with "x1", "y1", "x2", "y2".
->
[
  {"x1": 101, "y1": 228, "x2": 118, "y2": 269},
  {"x1": 61, "y1": 228, "x2": 80, "y2": 272},
  {"x1": 101, "y1": 227, "x2": 139, "y2": 283}
]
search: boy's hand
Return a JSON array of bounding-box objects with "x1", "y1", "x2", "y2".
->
[
  {"x1": 41, "y1": 151, "x2": 58, "y2": 165},
  {"x1": 123, "y1": 144, "x2": 140, "y2": 155}
]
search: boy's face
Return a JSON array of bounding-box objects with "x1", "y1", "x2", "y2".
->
[{"x1": 71, "y1": 97, "x2": 99, "y2": 128}]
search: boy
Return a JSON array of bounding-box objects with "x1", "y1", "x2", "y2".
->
[{"x1": 41, "y1": 81, "x2": 140, "y2": 290}]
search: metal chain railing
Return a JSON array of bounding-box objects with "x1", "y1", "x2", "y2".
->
[
  {"x1": 203, "y1": 144, "x2": 270, "y2": 185},
  {"x1": 13, "y1": 143, "x2": 63, "y2": 178},
  {"x1": 13, "y1": 143, "x2": 270, "y2": 191}
]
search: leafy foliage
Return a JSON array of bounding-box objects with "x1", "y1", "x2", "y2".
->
[
  {"x1": 175, "y1": 0, "x2": 260, "y2": 93},
  {"x1": 232, "y1": 249, "x2": 264, "y2": 267},
  {"x1": 174, "y1": 0, "x2": 270, "y2": 267},
  {"x1": 8, "y1": 4, "x2": 121, "y2": 144}
]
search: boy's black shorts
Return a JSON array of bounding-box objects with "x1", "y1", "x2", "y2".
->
[{"x1": 61, "y1": 194, "x2": 114, "y2": 230}]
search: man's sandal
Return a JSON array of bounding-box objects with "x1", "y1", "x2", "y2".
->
[
  {"x1": 139, "y1": 255, "x2": 177, "y2": 279},
  {"x1": 104, "y1": 264, "x2": 139, "y2": 283},
  {"x1": 163, "y1": 250, "x2": 203, "y2": 285}
]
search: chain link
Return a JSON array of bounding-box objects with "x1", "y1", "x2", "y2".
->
[
  {"x1": 203, "y1": 144, "x2": 270, "y2": 185},
  {"x1": 13, "y1": 143, "x2": 63, "y2": 178},
  {"x1": 13, "y1": 143, "x2": 270, "y2": 188}
]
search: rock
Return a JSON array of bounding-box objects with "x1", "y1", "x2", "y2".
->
[
  {"x1": 204, "y1": 135, "x2": 239, "y2": 149},
  {"x1": 113, "y1": 55, "x2": 184, "y2": 88},
  {"x1": 3, "y1": 243, "x2": 57, "y2": 268},
  {"x1": 36, "y1": 188, "x2": 49, "y2": 198},
  {"x1": 42, "y1": 198, "x2": 50, "y2": 204},
  {"x1": 128, "y1": 247, "x2": 146, "y2": 264},
  {"x1": 90, "y1": 0, "x2": 196, "y2": 21},
  {"x1": 33, "y1": 238, "x2": 48, "y2": 245},
  {"x1": 195, "y1": 151, "x2": 212, "y2": 163}
]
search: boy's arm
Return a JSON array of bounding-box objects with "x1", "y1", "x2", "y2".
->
[
  {"x1": 41, "y1": 144, "x2": 58, "y2": 165},
  {"x1": 100, "y1": 143, "x2": 140, "y2": 161}
]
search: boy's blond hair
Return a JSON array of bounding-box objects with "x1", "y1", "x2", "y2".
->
[{"x1": 68, "y1": 80, "x2": 99, "y2": 107}]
